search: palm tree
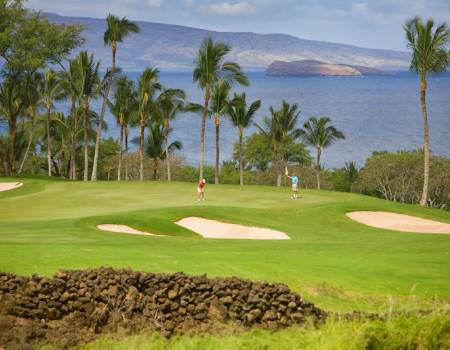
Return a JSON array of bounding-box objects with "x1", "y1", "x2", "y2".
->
[
  {"x1": 155, "y1": 88, "x2": 186, "y2": 181},
  {"x1": 210, "y1": 80, "x2": 231, "y2": 184},
  {"x1": 0, "y1": 76, "x2": 25, "y2": 175},
  {"x1": 18, "y1": 72, "x2": 42, "y2": 174},
  {"x1": 40, "y1": 69, "x2": 65, "y2": 176},
  {"x1": 91, "y1": 14, "x2": 140, "y2": 181},
  {"x1": 404, "y1": 17, "x2": 450, "y2": 206},
  {"x1": 343, "y1": 161, "x2": 359, "y2": 192},
  {"x1": 59, "y1": 57, "x2": 82, "y2": 180},
  {"x1": 136, "y1": 68, "x2": 161, "y2": 181},
  {"x1": 75, "y1": 51, "x2": 100, "y2": 181},
  {"x1": 142, "y1": 120, "x2": 182, "y2": 180},
  {"x1": 193, "y1": 37, "x2": 249, "y2": 180},
  {"x1": 300, "y1": 116, "x2": 345, "y2": 190},
  {"x1": 50, "y1": 112, "x2": 71, "y2": 177},
  {"x1": 108, "y1": 76, "x2": 137, "y2": 181},
  {"x1": 227, "y1": 93, "x2": 261, "y2": 185},
  {"x1": 256, "y1": 101, "x2": 302, "y2": 186}
]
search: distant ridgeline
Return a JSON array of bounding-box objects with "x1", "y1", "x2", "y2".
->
[
  {"x1": 45, "y1": 13, "x2": 409, "y2": 70},
  {"x1": 266, "y1": 60, "x2": 393, "y2": 76}
]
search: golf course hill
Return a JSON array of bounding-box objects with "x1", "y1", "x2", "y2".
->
[
  {"x1": 0, "y1": 177, "x2": 449, "y2": 348},
  {"x1": 266, "y1": 59, "x2": 392, "y2": 76}
]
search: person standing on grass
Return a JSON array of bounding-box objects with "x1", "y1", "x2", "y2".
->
[
  {"x1": 286, "y1": 171, "x2": 299, "y2": 199},
  {"x1": 197, "y1": 178, "x2": 206, "y2": 201}
]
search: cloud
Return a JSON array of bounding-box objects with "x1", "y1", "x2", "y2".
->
[
  {"x1": 147, "y1": 0, "x2": 163, "y2": 8},
  {"x1": 203, "y1": 1, "x2": 256, "y2": 16}
]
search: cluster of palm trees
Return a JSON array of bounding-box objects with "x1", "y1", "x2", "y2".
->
[
  {"x1": 189, "y1": 38, "x2": 346, "y2": 188},
  {"x1": 0, "y1": 14, "x2": 140, "y2": 180},
  {"x1": 3, "y1": 12, "x2": 446, "y2": 203},
  {"x1": 0, "y1": 11, "x2": 346, "y2": 189}
]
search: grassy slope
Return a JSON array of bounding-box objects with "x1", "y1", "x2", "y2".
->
[{"x1": 1, "y1": 177, "x2": 449, "y2": 313}]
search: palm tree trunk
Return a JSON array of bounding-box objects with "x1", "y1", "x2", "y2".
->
[
  {"x1": 215, "y1": 113, "x2": 220, "y2": 184},
  {"x1": 18, "y1": 110, "x2": 35, "y2": 174},
  {"x1": 6, "y1": 113, "x2": 17, "y2": 176},
  {"x1": 46, "y1": 105, "x2": 52, "y2": 177},
  {"x1": 83, "y1": 100, "x2": 89, "y2": 182},
  {"x1": 276, "y1": 165, "x2": 282, "y2": 187},
  {"x1": 199, "y1": 88, "x2": 209, "y2": 181},
  {"x1": 316, "y1": 146, "x2": 321, "y2": 190},
  {"x1": 91, "y1": 45, "x2": 116, "y2": 181},
  {"x1": 60, "y1": 141, "x2": 67, "y2": 177},
  {"x1": 419, "y1": 79, "x2": 429, "y2": 207},
  {"x1": 69, "y1": 98, "x2": 77, "y2": 180},
  {"x1": 238, "y1": 127, "x2": 244, "y2": 186},
  {"x1": 274, "y1": 145, "x2": 282, "y2": 187},
  {"x1": 153, "y1": 158, "x2": 158, "y2": 180},
  {"x1": 118, "y1": 123, "x2": 124, "y2": 181},
  {"x1": 90, "y1": 96, "x2": 107, "y2": 181},
  {"x1": 139, "y1": 113, "x2": 145, "y2": 181},
  {"x1": 164, "y1": 119, "x2": 171, "y2": 181},
  {"x1": 0, "y1": 144, "x2": 7, "y2": 175},
  {"x1": 125, "y1": 128, "x2": 129, "y2": 180}
]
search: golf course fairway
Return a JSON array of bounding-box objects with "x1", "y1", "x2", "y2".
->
[{"x1": 1, "y1": 176, "x2": 449, "y2": 315}]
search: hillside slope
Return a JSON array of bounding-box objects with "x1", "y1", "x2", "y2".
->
[{"x1": 46, "y1": 13, "x2": 409, "y2": 70}]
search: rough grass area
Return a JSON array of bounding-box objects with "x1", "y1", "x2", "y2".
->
[
  {"x1": 1, "y1": 177, "x2": 449, "y2": 313},
  {"x1": 77, "y1": 311, "x2": 450, "y2": 350}
]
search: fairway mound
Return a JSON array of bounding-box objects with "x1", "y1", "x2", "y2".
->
[
  {"x1": 175, "y1": 217, "x2": 290, "y2": 240},
  {"x1": 0, "y1": 268, "x2": 325, "y2": 348},
  {"x1": 346, "y1": 211, "x2": 450, "y2": 234},
  {"x1": 0, "y1": 182, "x2": 22, "y2": 192},
  {"x1": 97, "y1": 224, "x2": 164, "y2": 236}
]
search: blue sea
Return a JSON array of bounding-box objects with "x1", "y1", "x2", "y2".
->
[{"x1": 6, "y1": 70, "x2": 450, "y2": 168}]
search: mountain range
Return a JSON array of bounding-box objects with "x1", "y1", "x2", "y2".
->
[{"x1": 46, "y1": 13, "x2": 410, "y2": 70}]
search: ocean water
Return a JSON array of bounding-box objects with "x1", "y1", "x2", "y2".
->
[
  {"x1": 124, "y1": 70, "x2": 450, "y2": 168},
  {"x1": 5, "y1": 71, "x2": 450, "y2": 169}
]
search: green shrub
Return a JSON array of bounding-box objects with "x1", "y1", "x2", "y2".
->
[{"x1": 356, "y1": 151, "x2": 450, "y2": 209}]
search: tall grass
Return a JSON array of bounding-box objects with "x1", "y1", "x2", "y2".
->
[{"x1": 78, "y1": 311, "x2": 450, "y2": 350}]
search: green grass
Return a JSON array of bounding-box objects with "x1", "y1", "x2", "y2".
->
[
  {"x1": 76, "y1": 311, "x2": 450, "y2": 350},
  {"x1": 1, "y1": 176, "x2": 450, "y2": 314}
]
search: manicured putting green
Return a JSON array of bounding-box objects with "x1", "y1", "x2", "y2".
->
[{"x1": 1, "y1": 177, "x2": 449, "y2": 312}]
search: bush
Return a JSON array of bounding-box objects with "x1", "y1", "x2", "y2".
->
[{"x1": 355, "y1": 151, "x2": 450, "y2": 209}]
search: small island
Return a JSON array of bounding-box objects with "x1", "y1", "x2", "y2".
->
[{"x1": 266, "y1": 59, "x2": 392, "y2": 76}]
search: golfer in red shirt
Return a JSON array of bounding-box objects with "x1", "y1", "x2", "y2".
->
[{"x1": 197, "y1": 178, "x2": 206, "y2": 201}]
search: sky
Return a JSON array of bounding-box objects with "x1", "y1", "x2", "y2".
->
[{"x1": 27, "y1": 0, "x2": 450, "y2": 51}]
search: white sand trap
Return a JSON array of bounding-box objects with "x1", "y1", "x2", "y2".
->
[
  {"x1": 175, "y1": 217, "x2": 290, "y2": 240},
  {"x1": 0, "y1": 182, "x2": 23, "y2": 192},
  {"x1": 346, "y1": 211, "x2": 450, "y2": 234},
  {"x1": 97, "y1": 224, "x2": 164, "y2": 237}
]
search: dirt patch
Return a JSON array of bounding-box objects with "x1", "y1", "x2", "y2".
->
[
  {"x1": 0, "y1": 182, "x2": 22, "y2": 192},
  {"x1": 97, "y1": 224, "x2": 165, "y2": 237},
  {"x1": 0, "y1": 268, "x2": 325, "y2": 349},
  {"x1": 175, "y1": 217, "x2": 290, "y2": 240},
  {"x1": 346, "y1": 211, "x2": 450, "y2": 234}
]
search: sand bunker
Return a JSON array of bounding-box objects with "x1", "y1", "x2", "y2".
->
[
  {"x1": 346, "y1": 211, "x2": 450, "y2": 234},
  {"x1": 175, "y1": 217, "x2": 290, "y2": 240},
  {"x1": 0, "y1": 182, "x2": 23, "y2": 192},
  {"x1": 97, "y1": 224, "x2": 164, "y2": 237}
]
